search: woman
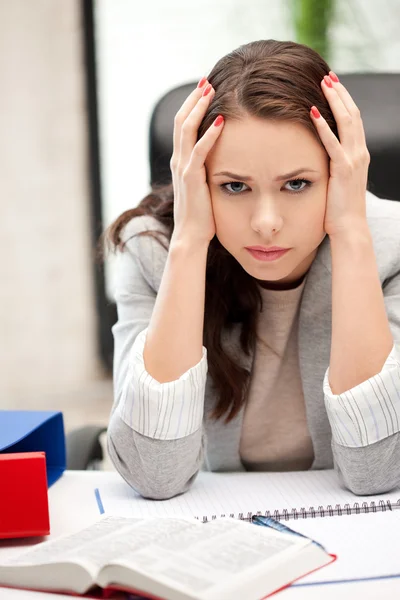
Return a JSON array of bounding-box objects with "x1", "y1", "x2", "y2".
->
[{"x1": 104, "y1": 40, "x2": 400, "y2": 500}]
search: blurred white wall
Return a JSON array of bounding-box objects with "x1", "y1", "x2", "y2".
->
[{"x1": 0, "y1": 0, "x2": 102, "y2": 406}]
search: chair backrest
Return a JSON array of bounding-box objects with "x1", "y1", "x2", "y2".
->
[
  {"x1": 149, "y1": 74, "x2": 400, "y2": 201},
  {"x1": 149, "y1": 82, "x2": 196, "y2": 186}
]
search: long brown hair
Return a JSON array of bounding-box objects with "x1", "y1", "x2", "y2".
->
[{"x1": 103, "y1": 39, "x2": 338, "y2": 423}]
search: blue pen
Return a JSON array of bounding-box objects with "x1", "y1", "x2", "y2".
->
[{"x1": 251, "y1": 515, "x2": 327, "y2": 552}]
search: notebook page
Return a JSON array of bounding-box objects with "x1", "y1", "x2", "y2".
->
[
  {"x1": 288, "y1": 510, "x2": 400, "y2": 583},
  {"x1": 98, "y1": 469, "x2": 400, "y2": 520},
  {"x1": 284, "y1": 578, "x2": 400, "y2": 599}
]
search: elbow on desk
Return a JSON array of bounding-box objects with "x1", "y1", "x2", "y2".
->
[
  {"x1": 333, "y1": 435, "x2": 400, "y2": 496},
  {"x1": 341, "y1": 474, "x2": 398, "y2": 497},
  {"x1": 106, "y1": 410, "x2": 203, "y2": 500}
]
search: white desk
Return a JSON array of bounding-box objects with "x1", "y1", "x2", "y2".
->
[{"x1": 0, "y1": 471, "x2": 399, "y2": 599}]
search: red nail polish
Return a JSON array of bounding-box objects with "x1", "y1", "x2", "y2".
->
[
  {"x1": 214, "y1": 115, "x2": 224, "y2": 127},
  {"x1": 197, "y1": 77, "x2": 207, "y2": 88},
  {"x1": 202, "y1": 84, "x2": 212, "y2": 97},
  {"x1": 311, "y1": 106, "x2": 321, "y2": 119},
  {"x1": 324, "y1": 75, "x2": 333, "y2": 88},
  {"x1": 329, "y1": 71, "x2": 339, "y2": 83}
]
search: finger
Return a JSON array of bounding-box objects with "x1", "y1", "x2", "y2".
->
[
  {"x1": 187, "y1": 115, "x2": 225, "y2": 172},
  {"x1": 171, "y1": 78, "x2": 209, "y2": 165},
  {"x1": 310, "y1": 106, "x2": 345, "y2": 164},
  {"x1": 328, "y1": 71, "x2": 368, "y2": 147},
  {"x1": 180, "y1": 84, "x2": 216, "y2": 165},
  {"x1": 321, "y1": 76, "x2": 356, "y2": 151}
]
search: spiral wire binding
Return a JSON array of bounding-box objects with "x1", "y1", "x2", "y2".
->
[{"x1": 197, "y1": 498, "x2": 400, "y2": 523}]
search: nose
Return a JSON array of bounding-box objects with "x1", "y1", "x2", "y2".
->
[{"x1": 250, "y1": 198, "x2": 283, "y2": 236}]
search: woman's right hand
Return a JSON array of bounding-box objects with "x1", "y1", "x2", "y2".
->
[{"x1": 170, "y1": 78, "x2": 225, "y2": 246}]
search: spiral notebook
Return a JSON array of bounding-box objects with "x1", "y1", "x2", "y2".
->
[
  {"x1": 97, "y1": 469, "x2": 400, "y2": 523},
  {"x1": 97, "y1": 469, "x2": 400, "y2": 586}
]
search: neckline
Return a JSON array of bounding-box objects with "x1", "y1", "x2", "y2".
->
[{"x1": 259, "y1": 276, "x2": 307, "y2": 306}]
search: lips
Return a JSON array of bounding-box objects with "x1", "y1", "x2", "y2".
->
[
  {"x1": 245, "y1": 247, "x2": 290, "y2": 262},
  {"x1": 246, "y1": 246, "x2": 288, "y2": 252}
]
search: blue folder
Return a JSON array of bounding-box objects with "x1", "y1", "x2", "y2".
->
[{"x1": 0, "y1": 411, "x2": 66, "y2": 486}]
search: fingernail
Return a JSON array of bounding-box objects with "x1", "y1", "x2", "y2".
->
[
  {"x1": 329, "y1": 71, "x2": 339, "y2": 83},
  {"x1": 202, "y1": 83, "x2": 212, "y2": 97},
  {"x1": 214, "y1": 115, "x2": 224, "y2": 127},
  {"x1": 197, "y1": 76, "x2": 207, "y2": 88},
  {"x1": 323, "y1": 75, "x2": 333, "y2": 88},
  {"x1": 311, "y1": 106, "x2": 321, "y2": 119}
]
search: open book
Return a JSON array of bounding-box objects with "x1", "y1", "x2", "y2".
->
[{"x1": 0, "y1": 515, "x2": 335, "y2": 599}]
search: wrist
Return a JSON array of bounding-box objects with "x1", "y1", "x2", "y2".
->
[
  {"x1": 328, "y1": 220, "x2": 371, "y2": 246},
  {"x1": 170, "y1": 233, "x2": 211, "y2": 255},
  {"x1": 329, "y1": 224, "x2": 376, "y2": 269}
]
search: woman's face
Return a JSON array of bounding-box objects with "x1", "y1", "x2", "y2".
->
[{"x1": 205, "y1": 116, "x2": 330, "y2": 289}]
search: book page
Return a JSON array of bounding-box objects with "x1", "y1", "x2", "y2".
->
[
  {"x1": 100, "y1": 517, "x2": 311, "y2": 597},
  {"x1": 0, "y1": 517, "x2": 148, "y2": 572},
  {"x1": 98, "y1": 469, "x2": 400, "y2": 521}
]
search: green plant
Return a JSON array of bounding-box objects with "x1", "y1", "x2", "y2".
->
[{"x1": 290, "y1": 0, "x2": 335, "y2": 61}]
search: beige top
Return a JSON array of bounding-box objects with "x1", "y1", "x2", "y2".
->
[{"x1": 239, "y1": 277, "x2": 314, "y2": 471}]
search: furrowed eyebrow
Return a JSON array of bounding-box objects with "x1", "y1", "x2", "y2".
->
[{"x1": 212, "y1": 168, "x2": 319, "y2": 182}]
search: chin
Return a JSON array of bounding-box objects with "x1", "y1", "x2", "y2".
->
[{"x1": 239, "y1": 261, "x2": 288, "y2": 281}]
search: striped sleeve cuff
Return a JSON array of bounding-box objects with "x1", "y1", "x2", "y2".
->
[
  {"x1": 323, "y1": 343, "x2": 400, "y2": 448},
  {"x1": 118, "y1": 327, "x2": 208, "y2": 440}
]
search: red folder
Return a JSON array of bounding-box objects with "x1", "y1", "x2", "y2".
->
[{"x1": 0, "y1": 452, "x2": 50, "y2": 539}]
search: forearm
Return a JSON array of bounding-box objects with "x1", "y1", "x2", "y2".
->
[
  {"x1": 143, "y1": 236, "x2": 209, "y2": 383},
  {"x1": 329, "y1": 224, "x2": 393, "y2": 394},
  {"x1": 108, "y1": 408, "x2": 204, "y2": 499}
]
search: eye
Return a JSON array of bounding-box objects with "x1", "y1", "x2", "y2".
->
[
  {"x1": 284, "y1": 178, "x2": 312, "y2": 194},
  {"x1": 220, "y1": 181, "x2": 250, "y2": 196},
  {"x1": 219, "y1": 178, "x2": 313, "y2": 197}
]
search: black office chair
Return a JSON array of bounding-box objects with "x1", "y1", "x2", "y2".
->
[{"x1": 66, "y1": 72, "x2": 400, "y2": 470}]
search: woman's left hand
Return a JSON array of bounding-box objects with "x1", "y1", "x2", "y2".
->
[{"x1": 310, "y1": 72, "x2": 371, "y2": 238}]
